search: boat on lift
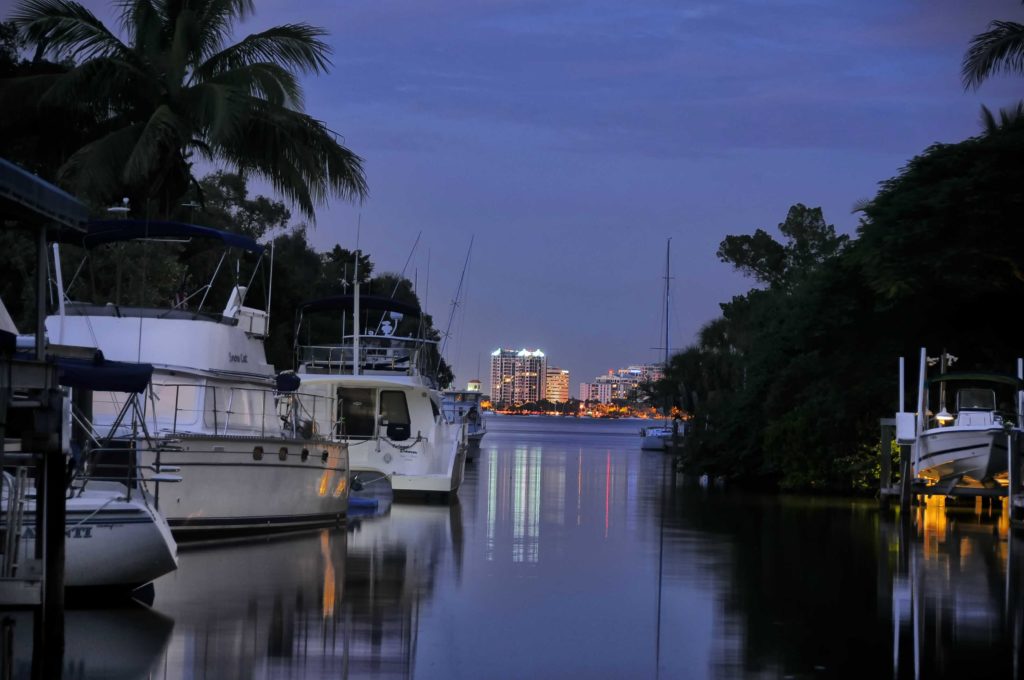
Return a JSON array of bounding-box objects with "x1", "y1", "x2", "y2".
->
[{"x1": 896, "y1": 349, "x2": 1024, "y2": 489}]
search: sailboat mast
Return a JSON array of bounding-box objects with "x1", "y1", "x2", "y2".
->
[
  {"x1": 663, "y1": 238, "x2": 671, "y2": 425},
  {"x1": 664, "y1": 238, "x2": 671, "y2": 370}
]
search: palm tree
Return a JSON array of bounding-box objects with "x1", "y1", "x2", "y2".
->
[
  {"x1": 5, "y1": 0, "x2": 366, "y2": 218},
  {"x1": 962, "y1": 12, "x2": 1024, "y2": 90}
]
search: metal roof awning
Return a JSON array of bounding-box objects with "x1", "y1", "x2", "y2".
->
[{"x1": 0, "y1": 157, "x2": 88, "y2": 230}]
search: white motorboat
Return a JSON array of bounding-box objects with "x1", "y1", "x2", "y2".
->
[
  {"x1": 640, "y1": 425, "x2": 673, "y2": 451},
  {"x1": 896, "y1": 349, "x2": 1024, "y2": 488},
  {"x1": 47, "y1": 220, "x2": 349, "y2": 535},
  {"x1": 442, "y1": 390, "x2": 486, "y2": 459},
  {"x1": 294, "y1": 289, "x2": 467, "y2": 499}
]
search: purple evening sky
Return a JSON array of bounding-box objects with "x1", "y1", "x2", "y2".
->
[{"x1": 49, "y1": 1, "x2": 1023, "y2": 394}]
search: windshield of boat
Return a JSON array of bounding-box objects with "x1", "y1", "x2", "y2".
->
[{"x1": 956, "y1": 388, "x2": 996, "y2": 411}]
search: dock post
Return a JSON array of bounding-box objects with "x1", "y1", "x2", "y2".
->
[
  {"x1": 900, "y1": 446, "x2": 912, "y2": 512},
  {"x1": 1010, "y1": 429, "x2": 1020, "y2": 524},
  {"x1": 880, "y1": 419, "x2": 893, "y2": 510}
]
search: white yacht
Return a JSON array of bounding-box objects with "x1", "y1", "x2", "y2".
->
[
  {"x1": 46, "y1": 220, "x2": 349, "y2": 535},
  {"x1": 294, "y1": 292, "x2": 467, "y2": 498},
  {"x1": 442, "y1": 390, "x2": 486, "y2": 460},
  {"x1": 896, "y1": 349, "x2": 1024, "y2": 488}
]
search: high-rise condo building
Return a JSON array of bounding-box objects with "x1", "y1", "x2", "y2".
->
[
  {"x1": 579, "y1": 363, "x2": 662, "y2": 403},
  {"x1": 490, "y1": 348, "x2": 547, "y2": 405},
  {"x1": 544, "y1": 368, "x2": 570, "y2": 403}
]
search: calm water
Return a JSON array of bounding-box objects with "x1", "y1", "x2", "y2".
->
[{"x1": 3, "y1": 416, "x2": 1022, "y2": 678}]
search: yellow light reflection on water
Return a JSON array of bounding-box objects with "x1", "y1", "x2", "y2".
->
[{"x1": 319, "y1": 530, "x2": 336, "y2": 618}]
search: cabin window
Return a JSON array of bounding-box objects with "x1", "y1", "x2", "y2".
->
[
  {"x1": 380, "y1": 390, "x2": 411, "y2": 441},
  {"x1": 337, "y1": 388, "x2": 376, "y2": 437}
]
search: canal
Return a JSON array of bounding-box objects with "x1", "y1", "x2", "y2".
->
[{"x1": 4, "y1": 415, "x2": 1021, "y2": 678}]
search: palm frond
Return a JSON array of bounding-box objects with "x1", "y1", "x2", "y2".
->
[
  {"x1": 123, "y1": 104, "x2": 190, "y2": 182},
  {"x1": 978, "y1": 101, "x2": 1024, "y2": 134},
  {"x1": 193, "y1": 0, "x2": 255, "y2": 61},
  {"x1": 962, "y1": 20, "x2": 1024, "y2": 89},
  {"x1": 114, "y1": 0, "x2": 164, "y2": 49},
  {"x1": 39, "y1": 56, "x2": 151, "y2": 112},
  {"x1": 197, "y1": 24, "x2": 332, "y2": 80},
  {"x1": 183, "y1": 80, "x2": 243, "y2": 140},
  {"x1": 215, "y1": 101, "x2": 366, "y2": 219},
  {"x1": 12, "y1": 0, "x2": 129, "y2": 60},
  {"x1": 58, "y1": 123, "x2": 144, "y2": 201},
  {"x1": 207, "y1": 62, "x2": 303, "y2": 107}
]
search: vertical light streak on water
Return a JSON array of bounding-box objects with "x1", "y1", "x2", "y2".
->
[
  {"x1": 541, "y1": 450, "x2": 565, "y2": 528},
  {"x1": 510, "y1": 446, "x2": 542, "y2": 564},
  {"x1": 512, "y1": 445, "x2": 527, "y2": 563},
  {"x1": 526, "y1": 447, "x2": 541, "y2": 563},
  {"x1": 486, "y1": 449, "x2": 498, "y2": 561},
  {"x1": 604, "y1": 451, "x2": 611, "y2": 539},
  {"x1": 576, "y1": 449, "x2": 583, "y2": 527}
]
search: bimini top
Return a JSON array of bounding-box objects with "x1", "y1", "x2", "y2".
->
[
  {"x1": 57, "y1": 219, "x2": 262, "y2": 254},
  {"x1": 927, "y1": 372, "x2": 1024, "y2": 388},
  {"x1": 55, "y1": 356, "x2": 154, "y2": 394},
  {"x1": 299, "y1": 295, "x2": 422, "y2": 317}
]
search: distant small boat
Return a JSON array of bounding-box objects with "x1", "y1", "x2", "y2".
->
[
  {"x1": 896, "y1": 349, "x2": 1024, "y2": 488},
  {"x1": 640, "y1": 425, "x2": 673, "y2": 450},
  {"x1": 442, "y1": 390, "x2": 486, "y2": 460}
]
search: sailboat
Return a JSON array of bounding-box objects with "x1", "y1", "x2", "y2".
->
[{"x1": 640, "y1": 238, "x2": 678, "y2": 451}]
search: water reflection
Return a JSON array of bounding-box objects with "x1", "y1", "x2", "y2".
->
[
  {"x1": 344, "y1": 502, "x2": 464, "y2": 678},
  {"x1": 143, "y1": 499, "x2": 462, "y2": 680},
  {"x1": 884, "y1": 499, "x2": 1022, "y2": 679},
  {"x1": 8, "y1": 417, "x2": 1024, "y2": 678},
  {"x1": 0, "y1": 604, "x2": 173, "y2": 679}
]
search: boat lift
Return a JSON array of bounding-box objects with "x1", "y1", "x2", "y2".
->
[{"x1": 879, "y1": 352, "x2": 1024, "y2": 528}]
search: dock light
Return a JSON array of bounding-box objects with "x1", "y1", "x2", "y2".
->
[{"x1": 936, "y1": 408, "x2": 954, "y2": 423}]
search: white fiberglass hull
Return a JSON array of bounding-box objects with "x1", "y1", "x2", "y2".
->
[
  {"x1": 914, "y1": 427, "x2": 1010, "y2": 486},
  {"x1": 6, "y1": 482, "x2": 177, "y2": 588},
  {"x1": 139, "y1": 436, "x2": 349, "y2": 534},
  {"x1": 466, "y1": 431, "x2": 484, "y2": 460},
  {"x1": 353, "y1": 436, "x2": 467, "y2": 497}
]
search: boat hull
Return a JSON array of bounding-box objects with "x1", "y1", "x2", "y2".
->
[
  {"x1": 915, "y1": 427, "x2": 1010, "y2": 486},
  {"x1": 139, "y1": 436, "x2": 349, "y2": 535},
  {"x1": 640, "y1": 426, "x2": 674, "y2": 451},
  {"x1": 6, "y1": 483, "x2": 177, "y2": 588},
  {"x1": 356, "y1": 439, "x2": 467, "y2": 498}
]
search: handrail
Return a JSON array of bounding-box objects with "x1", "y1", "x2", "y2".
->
[{"x1": 96, "y1": 382, "x2": 337, "y2": 441}]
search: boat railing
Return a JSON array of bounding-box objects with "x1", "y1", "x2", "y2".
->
[
  {"x1": 98, "y1": 382, "x2": 337, "y2": 440},
  {"x1": 297, "y1": 334, "x2": 435, "y2": 377}
]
